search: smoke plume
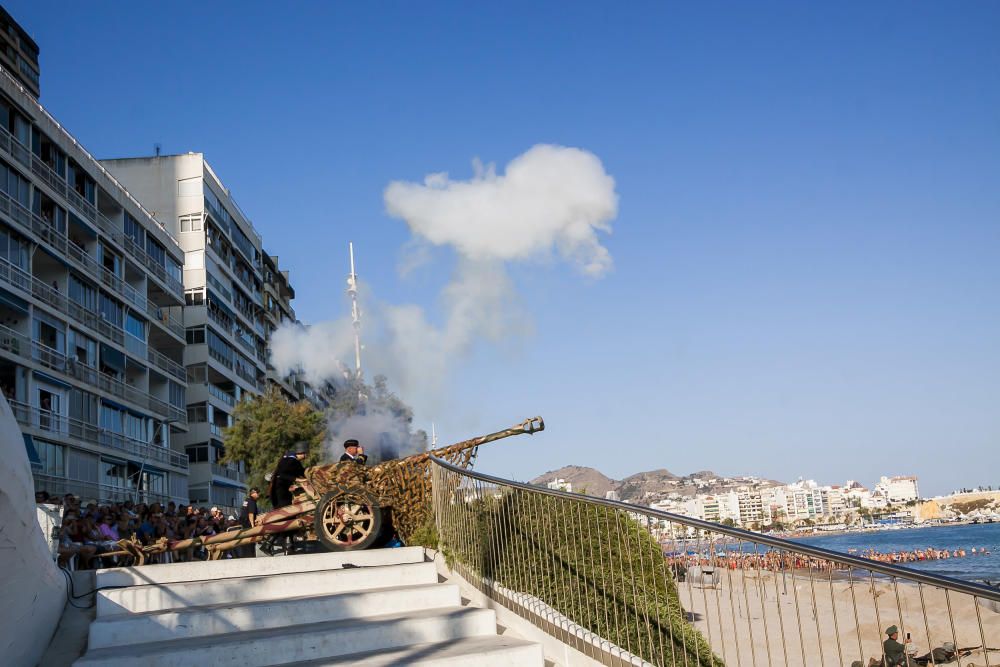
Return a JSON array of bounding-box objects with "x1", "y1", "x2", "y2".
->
[{"x1": 270, "y1": 144, "x2": 618, "y2": 449}]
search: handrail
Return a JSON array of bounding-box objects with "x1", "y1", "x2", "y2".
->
[
  {"x1": 431, "y1": 456, "x2": 1000, "y2": 667},
  {"x1": 431, "y1": 456, "x2": 1000, "y2": 601}
]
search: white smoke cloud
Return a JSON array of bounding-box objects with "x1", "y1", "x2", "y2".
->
[
  {"x1": 384, "y1": 144, "x2": 616, "y2": 277},
  {"x1": 270, "y1": 144, "x2": 618, "y2": 437}
]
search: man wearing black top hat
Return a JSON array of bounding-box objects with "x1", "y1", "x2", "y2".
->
[{"x1": 339, "y1": 439, "x2": 368, "y2": 465}]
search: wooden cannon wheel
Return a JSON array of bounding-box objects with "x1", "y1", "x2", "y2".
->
[{"x1": 314, "y1": 485, "x2": 383, "y2": 551}]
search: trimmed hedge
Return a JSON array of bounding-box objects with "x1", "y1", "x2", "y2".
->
[{"x1": 442, "y1": 491, "x2": 723, "y2": 666}]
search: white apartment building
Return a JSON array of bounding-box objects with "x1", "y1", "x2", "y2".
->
[
  {"x1": 102, "y1": 154, "x2": 271, "y2": 516},
  {"x1": 875, "y1": 475, "x2": 919, "y2": 504},
  {"x1": 0, "y1": 64, "x2": 190, "y2": 506},
  {"x1": 546, "y1": 478, "x2": 573, "y2": 492}
]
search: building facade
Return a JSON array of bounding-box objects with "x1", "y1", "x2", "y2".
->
[
  {"x1": 101, "y1": 154, "x2": 270, "y2": 516},
  {"x1": 0, "y1": 6, "x2": 39, "y2": 98},
  {"x1": 0, "y1": 63, "x2": 190, "y2": 507}
]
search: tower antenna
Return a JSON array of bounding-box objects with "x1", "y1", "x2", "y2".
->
[{"x1": 347, "y1": 242, "x2": 363, "y2": 379}]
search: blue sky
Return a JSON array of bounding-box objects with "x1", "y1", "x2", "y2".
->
[{"x1": 10, "y1": 1, "x2": 999, "y2": 495}]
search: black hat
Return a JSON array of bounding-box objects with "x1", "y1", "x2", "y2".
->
[
  {"x1": 293, "y1": 441, "x2": 309, "y2": 454},
  {"x1": 343, "y1": 439, "x2": 360, "y2": 449}
]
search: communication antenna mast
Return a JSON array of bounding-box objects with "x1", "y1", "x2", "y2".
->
[
  {"x1": 431, "y1": 422, "x2": 438, "y2": 447},
  {"x1": 347, "y1": 242, "x2": 362, "y2": 379}
]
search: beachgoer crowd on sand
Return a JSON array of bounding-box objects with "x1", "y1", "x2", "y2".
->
[
  {"x1": 36, "y1": 491, "x2": 242, "y2": 568},
  {"x1": 663, "y1": 545, "x2": 991, "y2": 576},
  {"x1": 860, "y1": 546, "x2": 990, "y2": 564}
]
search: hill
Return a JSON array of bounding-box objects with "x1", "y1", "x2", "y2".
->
[
  {"x1": 531, "y1": 466, "x2": 784, "y2": 504},
  {"x1": 529, "y1": 465, "x2": 617, "y2": 498}
]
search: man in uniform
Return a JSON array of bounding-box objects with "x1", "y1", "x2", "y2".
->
[
  {"x1": 883, "y1": 626, "x2": 913, "y2": 666},
  {"x1": 339, "y1": 439, "x2": 368, "y2": 465},
  {"x1": 238, "y1": 487, "x2": 260, "y2": 558},
  {"x1": 270, "y1": 443, "x2": 308, "y2": 509}
]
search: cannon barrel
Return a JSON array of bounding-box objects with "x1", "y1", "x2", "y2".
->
[{"x1": 373, "y1": 415, "x2": 544, "y2": 472}]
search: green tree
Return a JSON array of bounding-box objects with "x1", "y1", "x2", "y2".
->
[
  {"x1": 222, "y1": 387, "x2": 326, "y2": 502},
  {"x1": 720, "y1": 517, "x2": 736, "y2": 527}
]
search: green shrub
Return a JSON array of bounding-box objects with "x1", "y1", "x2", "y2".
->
[{"x1": 441, "y1": 492, "x2": 723, "y2": 666}]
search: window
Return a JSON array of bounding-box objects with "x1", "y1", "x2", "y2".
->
[
  {"x1": 124, "y1": 212, "x2": 145, "y2": 247},
  {"x1": 185, "y1": 327, "x2": 205, "y2": 344},
  {"x1": 33, "y1": 314, "x2": 65, "y2": 351},
  {"x1": 69, "y1": 274, "x2": 98, "y2": 310},
  {"x1": 124, "y1": 411, "x2": 147, "y2": 442},
  {"x1": 146, "y1": 237, "x2": 166, "y2": 268},
  {"x1": 186, "y1": 364, "x2": 207, "y2": 384},
  {"x1": 99, "y1": 292, "x2": 123, "y2": 326},
  {"x1": 186, "y1": 402, "x2": 208, "y2": 423},
  {"x1": 125, "y1": 312, "x2": 146, "y2": 340},
  {"x1": 101, "y1": 458, "x2": 128, "y2": 489},
  {"x1": 179, "y1": 214, "x2": 203, "y2": 233},
  {"x1": 207, "y1": 329, "x2": 234, "y2": 365},
  {"x1": 168, "y1": 380, "x2": 185, "y2": 409},
  {"x1": 0, "y1": 223, "x2": 29, "y2": 268},
  {"x1": 187, "y1": 446, "x2": 208, "y2": 463},
  {"x1": 185, "y1": 288, "x2": 204, "y2": 306},
  {"x1": 68, "y1": 329, "x2": 96, "y2": 367},
  {"x1": 166, "y1": 256, "x2": 181, "y2": 283},
  {"x1": 69, "y1": 389, "x2": 97, "y2": 425},
  {"x1": 36, "y1": 440, "x2": 65, "y2": 476},
  {"x1": 100, "y1": 403, "x2": 124, "y2": 433},
  {"x1": 0, "y1": 158, "x2": 30, "y2": 208},
  {"x1": 99, "y1": 243, "x2": 122, "y2": 277}
]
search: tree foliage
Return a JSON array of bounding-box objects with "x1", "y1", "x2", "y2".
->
[{"x1": 222, "y1": 387, "x2": 326, "y2": 500}]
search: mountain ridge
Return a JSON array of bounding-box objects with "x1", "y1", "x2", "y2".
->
[{"x1": 531, "y1": 465, "x2": 784, "y2": 504}]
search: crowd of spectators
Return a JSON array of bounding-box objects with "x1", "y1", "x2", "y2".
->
[{"x1": 36, "y1": 490, "x2": 242, "y2": 568}]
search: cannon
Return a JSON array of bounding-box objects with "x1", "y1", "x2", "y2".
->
[{"x1": 106, "y1": 417, "x2": 543, "y2": 564}]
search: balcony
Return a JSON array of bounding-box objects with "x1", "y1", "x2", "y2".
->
[
  {"x1": 146, "y1": 346, "x2": 185, "y2": 382},
  {"x1": 32, "y1": 472, "x2": 177, "y2": 507},
  {"x1": 146, "y1": 300, "x2": 184, "y2": 341},
  {"x1": 0, "y1": 122, "x2": 184, "y2": 304},
  {"x1": 211, "y1": 463, "x2": 245, "y2": 484},
  {"x1": 0, "y1": 323, "x2": 185, "y2": 424},
  {"x1": 207, "y1": 306, "x2": 232, "y2": 335},
  {"x1": 11, "y1": 399, "x2": 188, "y2": 470},
  {"x1": 207, "y1": 383, "x2": 235, "y2": 407}
]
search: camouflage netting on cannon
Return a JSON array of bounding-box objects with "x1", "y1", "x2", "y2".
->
[
  {"x1": 104, "y1": 417, "x2": 544, "y2": 563},
  {"x1": 304, "y1": 416, "x2": 544, "y2": 550}
]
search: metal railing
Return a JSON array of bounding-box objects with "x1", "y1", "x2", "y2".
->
[
  {"x1": 0, "y1": 323, "x2": 185, "y2": 425},
  {"x1": 431, "y1": 458, "x2": 1000, "y2": 667},
  {"x1": 10, "y1": 400, "x2": 187, "y2": 469},
  {"x1": 32, "y1": 472, "x2": 179, "y2": 507}
]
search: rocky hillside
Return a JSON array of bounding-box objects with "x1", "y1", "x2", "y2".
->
[
  {"x1": 531, "y1": 466, "x2": 782, "y2": 504},
  {"x1": 529, "y1": 465, "x2": 617, "y2": 498}
]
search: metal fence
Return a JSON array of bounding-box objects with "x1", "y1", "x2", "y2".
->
[{"x1": 431, "y1": 457, "x2": 1000, "y2": 667}]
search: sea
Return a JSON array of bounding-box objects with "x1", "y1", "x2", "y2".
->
[{"x1": 790, "y1": 522, "x2": 1000, "y2": 584}]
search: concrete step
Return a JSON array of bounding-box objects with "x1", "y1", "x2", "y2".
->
[
  {"x1": 97, "y1": 560, "x2": 438, "y2": 617},
  {"x1": 89, "y1": 582, "x2": 461, "y2": 649},
  {"x1": 75, "y1": 607, "x2": 498, "y2": 667},
  {"x1": 95, "y1": 546, "x2": 425, "y2": 588},
  {"x1": 284, "y1": 636, "x2": 545, "y2": 666}
]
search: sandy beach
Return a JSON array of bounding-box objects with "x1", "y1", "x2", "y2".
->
[{"x1": 678, "y1": 568, "x2": 1000, "y2": 666}]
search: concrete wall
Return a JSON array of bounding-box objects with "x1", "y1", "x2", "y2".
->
[{"x1": 0, "y1": 396, "x2": 67, "y2": 667}]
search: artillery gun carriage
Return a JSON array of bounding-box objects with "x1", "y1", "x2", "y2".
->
[{"x1": 107, "y1": 417, "x2": 543, "y2": 564}]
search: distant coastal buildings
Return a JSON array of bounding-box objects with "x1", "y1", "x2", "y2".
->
[{"x1": 646, "y1": 474, "x2": 922, "y2": 529}]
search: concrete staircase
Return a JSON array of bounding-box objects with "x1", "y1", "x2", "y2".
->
[{"x1": 74, "y1": 547, "x2": 543, "y2": 667}]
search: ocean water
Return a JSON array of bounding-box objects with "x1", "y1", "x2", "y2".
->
[{"x1": 790, "y1": 523, "x2": 1000, "y2": 583}]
